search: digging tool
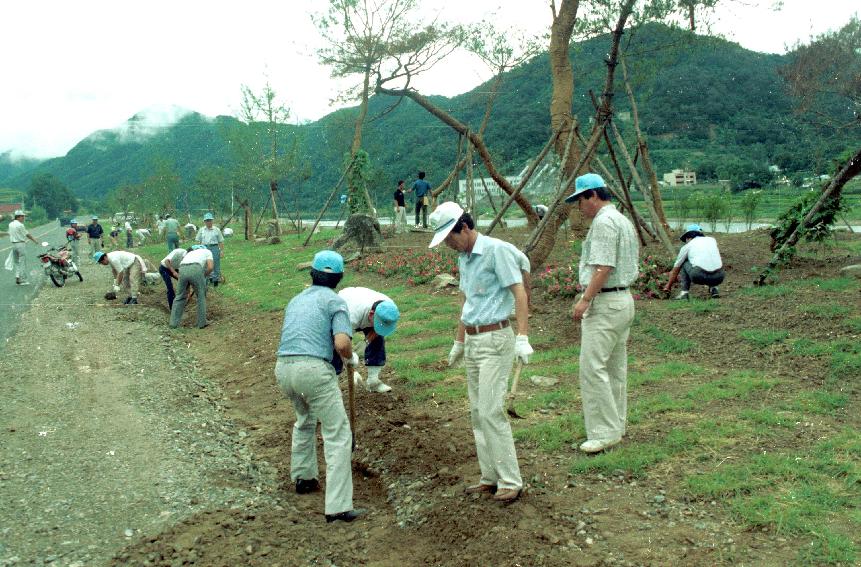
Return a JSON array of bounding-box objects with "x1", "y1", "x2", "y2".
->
[
  {"x1": 506, "y1": 361, "x2": 524, "y2": 419},
  {"x1": 346, "y1": 362, "x2": 357, "y2": 451}
]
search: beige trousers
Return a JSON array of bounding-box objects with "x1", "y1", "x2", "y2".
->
[
  {"x1": 121, "y1": 262, "x2": 143, "y2": 299},
  {"x1": 579, "y1": 291, "x2": 635, "y2": 441},
  {"x1": 464, "y1": 326, "x2": 522, "y2": 490},
  {"x1": 275, "y1": 356, "x2": 353, "y2": 515}
]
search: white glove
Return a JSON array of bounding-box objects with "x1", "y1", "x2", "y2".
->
[
  {"x1": 41, "y1": 241, "x2": 49, "y2": 247},
  {"x1": 515, "y1": 335, "x2": 533, "y2": 364},
  {"x1": 352, "y1": 371, "x2": 364, "y2": 387},
  {"x1": 347, "y1": 351, "x2": 359, "y2": 368},
  {"x1": 113, "y1": 284, "x2": 121, "y2": 293},
  {"x1": 448, "y1": 341, "x2": 464, "y2": 367}
]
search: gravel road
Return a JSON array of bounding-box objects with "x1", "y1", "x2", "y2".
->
[{"x1": 0, "y1": 259, "x2": 278, "y2": 566}]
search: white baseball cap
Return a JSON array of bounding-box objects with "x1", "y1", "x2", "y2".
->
[{"x1": 428, "y1": 201, "x2": 465, "y2": 248}]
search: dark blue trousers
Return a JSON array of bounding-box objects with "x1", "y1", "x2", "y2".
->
[{"x1": 159, "y1": 265, "x2": 176, "y2": 309}]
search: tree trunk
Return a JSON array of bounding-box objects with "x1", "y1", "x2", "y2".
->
[
  {"x1": 269, "y1": 180, "x2": 281, "y2": 236},
  {"x1": 376, "y1": 85, "x2": 538, "y2": 225},
  {"x1": 349, "y1": 67, "x2": 376, "y2": 217},
  {"x1": 757, "y1": 147, "x2": 861, "y2": 284}
]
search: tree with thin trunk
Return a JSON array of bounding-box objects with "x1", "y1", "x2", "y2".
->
[{"x1": 315, "y1": 0, "x2": 461, "y2": 217}]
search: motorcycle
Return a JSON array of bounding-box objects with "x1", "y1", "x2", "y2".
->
[{"x1": 38, "y1": 245, "x2": 83, "y2": 287}]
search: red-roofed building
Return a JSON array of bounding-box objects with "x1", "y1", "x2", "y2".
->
[{"x1": 0, "y1": 203, "x2": 24, "y2": 215}]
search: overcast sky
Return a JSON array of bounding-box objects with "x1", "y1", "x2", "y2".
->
[{"x1": 1, "y1": 0, "x2": 857, "y2": 159}]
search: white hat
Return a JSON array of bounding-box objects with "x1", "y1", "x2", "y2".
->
[
  {"x1": 428, "y1": 201, "x2": 464, "y2": 248},
  {"x1": 14, "y1": 209, "x2": 25, "y2": 216}
]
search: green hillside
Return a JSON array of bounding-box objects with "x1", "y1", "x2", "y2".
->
[{"x1": 7, "y1": 23, "x2": 857, "y2": 212}]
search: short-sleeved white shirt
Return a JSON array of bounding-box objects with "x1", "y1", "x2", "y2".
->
[
  {"x1": 160, "y1": 248, "x2": 187, "y2": 268},
  {"x1": 8, "y1": 219, "x2": 28, "y2": 243},
  {"x1": 673, "y1": 236, "x2": 722, "y2": 271},
  {"x1": 107, "y1": 251, "x2": 146, "y2": 273},
  {"x1": 180, "y1": 248, "x2": 213, "y2": 267},
  {"x1": 338, "y1": 287, "x2": 392, "y2": 330}
]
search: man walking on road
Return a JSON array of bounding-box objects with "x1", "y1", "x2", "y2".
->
[
  {"x1": 196, "y1": 213, "x2": 224, "y2": 286},
  {"x1": 429, "y1": 201, "x2": 532, "y2": 503},
  {"x1": 662, "y1": 223, "x2": 725, "y2": 300},
  {"x1": 87, "y1": 217, "x2": 104, "y2": 257},
  {"x1": 337, "y1": 287, "x2": 400, "y2": 393},
  {"x1": 275, "y1": 250, "x2": 366, "y2": 523},
  {"x1": 162, "y1": 213, "x2": 181, "y2": 252},
  {"x1": 94, "y1": 250, "x2": 147, "y2": 305},
  {"x1": 169, "y1": 245, "x2": 213, "y2": 329},
  {"x1": 566, "y1": 173, "x2": 639, "y2": 454},
  {"x1": 7, "y1": 210, "x2": 44, "y2": 285},
  {"x1": 65, "y1": 219, "x2": 82, "y2": 265}
]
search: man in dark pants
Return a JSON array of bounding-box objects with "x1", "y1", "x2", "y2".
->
[
  {"x1": 409, "y1": 171, "x2": 431, "y2": 228},
  {"x1": 663, "y1": 223, "x2": 725, "y2": 299},
  {"x1": 159, "y1": 247, "x2": 189, "y2": 309}
]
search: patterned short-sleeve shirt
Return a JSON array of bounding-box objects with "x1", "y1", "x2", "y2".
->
[{"x1": 578, "y1": 204, "x2": 639, "y2": 288}]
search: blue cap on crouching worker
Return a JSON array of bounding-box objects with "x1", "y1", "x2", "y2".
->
[
  {"x1": 312, "y1": 250, "x2": 344, "y2": 274},
  {"x1": 93, "y1": 251, "x2": 106, "y2": 262},
  {"x1": 680, "y1": 223, "x2": 705, "y2": 241},
  {"x1": 564, "y1": 173, "x2": 606, "y2": 203},
  {"x1": 373, "y1": 300, "x2": 400, "y2": 337}
]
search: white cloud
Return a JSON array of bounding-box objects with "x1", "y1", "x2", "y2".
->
[{"x1": 0, "y1": 0, "x2": 857, "y2": 159}]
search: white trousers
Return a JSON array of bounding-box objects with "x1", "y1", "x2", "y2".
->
[
  {"x1": 275, "y1": 356, "x2": 353, "y2": 515},
  {"x1": 579, "y1": 291, "x2": 635, "y2": 440},
  {"x1": 464, "y1": 326, "x2": 522, "y2": 490},
  {"x1": 12, "y1": 242, "x2": 27, "y2": 280}
]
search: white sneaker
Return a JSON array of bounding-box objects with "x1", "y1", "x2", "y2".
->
[
  {"x1": 365, "y1": 377, "x2": 392, "y2": 393},
  {"x1": 579, "y1": 438, "x2": 621, "y2": 453},
  {"x1": 674, "y1": 291, "x2": 689, "y2": 301}
]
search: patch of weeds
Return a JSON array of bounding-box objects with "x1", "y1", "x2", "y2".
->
[
  {"x1": 530, "y1": 345, "x2": 581, "y2": 364},
  {"x1": 519, "y1": 386, "x2": 577, "y2": 413},
  {"x1": 789, "y1": 390, "x2": 849, "y2": 414},
  {"x1": 408, "y1": 334, "x2": 455, "y2": 351},
  {"x1": 797, "y1": 303, "x2": 851, "y2": 318},
  {"x1": 629, "y1": 361, "x2": 703, "y2": 387},
  {"x1": 792, "y1": 277, "x2": 858, "y2": 292},
  {"x1": 570, "y1": 442, "x2": 668, "y2": 477},
  {"x1": 412, "y1": 383, "x2": 467, "y2": 402},
  {"x1": 513, "y1": 413, "x2": 583, "y2": 452},
  {"x1": 394, "y1": 325, "x2": 424, "y2": 338},
  {"x1": 739, "y1": 284, "x2": 792, "y2": 298},
  {"x1": 686, "y1": 371, "x2": 777, "y2": 402},
  {"x1": 791, "y1": 338, "x2": 832, "y2": 357},
  {"x1": 739, "y1": 329, "x2": 789, "y2": 347},
  {"x1": 538, "y1": 361, "x2": 580, "y2": 378},
  {"x1": 628, "y1": 394, "x2": 694, "y2": 424},
  {"x1": 846, "y1": 317, "x2": 861, "y2": 332},
  {"x1": 642, "y1": 325, "x2": 697, "y2": 354},
  {"x1": 666, "y1": 299, "x2": 721, "y2": 313},
  {"x1": 829, "y1": 345, "x2": 861, "y2": 384},
  {"x1": 798, "y1": 530, "x2": 857, "y2": 566},
  {"x1": 391, "y1": 361, "x2": 449, "y2": 385},
  {"x1": 739, "y1": 408, "x2": 798, "y2": 429}
]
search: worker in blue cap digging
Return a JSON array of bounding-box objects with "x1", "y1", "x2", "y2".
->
[
  {"x1": 662, "y1": 223, "x2": 725, "y2": 300},
  {"x1": 337, "y1": 287, "x2": 400, "y2": 393}
]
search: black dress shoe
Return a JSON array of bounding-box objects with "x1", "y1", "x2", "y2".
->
[
  {"x1": 325, "y1": 508, "x2": 366, "y2": 523},
  {"x1": 295, "y1": 478, "x2": 321, "y2": 494}
]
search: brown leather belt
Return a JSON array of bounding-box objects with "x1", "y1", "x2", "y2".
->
[{"x1": 463, "y1": 319, "x2": 510, "y2": 336}]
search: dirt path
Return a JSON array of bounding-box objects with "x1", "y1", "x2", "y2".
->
[{"x1": 0, "y1": 261, "x2": 277, "y2": 566}]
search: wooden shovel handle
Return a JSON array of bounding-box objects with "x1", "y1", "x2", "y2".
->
[{"x1": 509, "y1": 361, "x2": 523, "y2": 397}]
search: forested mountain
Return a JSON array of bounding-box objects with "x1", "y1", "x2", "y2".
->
[
  {"x1": 0, "y1": 152, "x2": 43, "y2": 188},
  {"x1": 6, "y1": 23, "x2": 856, "y2": 211}
]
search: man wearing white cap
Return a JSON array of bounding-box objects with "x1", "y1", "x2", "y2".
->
[
  {"x1": 429, "y1": 201, "x2": 532, "y2": 503},
  {"x1": 7, "y1": 210, "x2": 43, "y2": 285},
  {"x1": 337, "y1": 287, "x2": 400, "y2": 393},
  {"x1": 196, "y1": 213, "x2": 224, "y2": 286},
  {"x1": 275, "y1": 250, "x2": 365, "y2": 523},
  {"x1": 564, "y1": 173, "x2": 639, "y2": 454}
]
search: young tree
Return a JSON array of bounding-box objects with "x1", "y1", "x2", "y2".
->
[
  {"x1": 315, "y1": 0, "x2": 462, "y2": 216},
  {"x1": 27, "y1": 173, "x2": 78, "y2": 218}
]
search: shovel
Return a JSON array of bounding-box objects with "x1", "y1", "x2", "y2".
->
[
  {"x1": 346, "y1": 362, "x2": 357, "y2": 451},
  {"x1": 506, "y1": 361, "x2": 524, "y2": 419}
]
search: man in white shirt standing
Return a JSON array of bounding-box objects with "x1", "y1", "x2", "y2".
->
[
  {"x1": 663, "y1": 223, "x2": 725, "y2": 300},
  {"x1": 94, "y1": 250, "x2": 148, "y2": 304},
  {"x1": 169, "y1": 245, "x2": 214, "y2": 329},
  {"x1": 8, "y1": 210, "x2": 43, "y2": 285},
  {"x1": 337, "y1": 287, "x2": 400, "y2": 393},
  {"x1": 196, "y1": 213, "x2": 224, "y2": 286}
]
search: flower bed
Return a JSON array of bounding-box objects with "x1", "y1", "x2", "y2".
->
[
  {"x1": 353, "y1": 248, "x2": 458, "y2": 286},
  {"x1": 533, "y1": 255, "x2": 673, "y2": 300}
]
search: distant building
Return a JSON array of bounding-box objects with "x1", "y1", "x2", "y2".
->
[
  {"x1": 662, "y1": 169, "x2": 697, "y2": 186},
  {"x1": 0, "y1": 203, "x2": 24, "y2": 215}
]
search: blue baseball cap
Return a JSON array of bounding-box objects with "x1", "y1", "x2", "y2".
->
[
  {"x1": 564, "y1": 173, "x2": 606, "y2": 203},
  {"x1": 372, "y1": 300, "x2": 400, "y2": 337},
  {"x1": 203, "y1": 212, "x2": 214, "y2": 221},
  {"x1": 93, "y1": 251, "x2": 106, "y2": 262},
  {"x1": 70, "y1": 218, "x2": 78, "y2": 224},
  {"x1": 312, "y1": 250, "x2": 344, "y2": 274},
  {"x1": 681, "y1": 223, "x2": 704, "y2": 241},
  {"x1": 191, "y1": 244, "x2": 207, "y2": 250}
]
